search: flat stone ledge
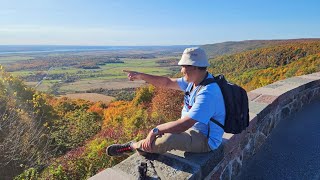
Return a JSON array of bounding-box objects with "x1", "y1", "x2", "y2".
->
[
  {"x1": 254, "y1": 94, "x2": 278, "y2": 104},
  {"x1": 111, "y1": 152, "x2": 198, "y2": 179},
  {"x1": 251, "y1": 75, "x2": 320, "y2": 97},
  {"x1": 89, "y1": 168, "x2": 132, "y2": 180},
  {"x1": 90, "y1": 147, "x2": 225, "y2": 180},
  {"x1": 301, "y1": 72, "x2": 320, "y2": 80},
  {"x1": 249, "y1": 101, "x2": 268, "y2": 115},
  {"x1": 167, "y1": 147, "x2": 224, "y2": 178}
]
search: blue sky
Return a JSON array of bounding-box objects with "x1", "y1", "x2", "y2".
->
[{"x1": 0, "y1": 0, "x2": 319, "y2": 46}]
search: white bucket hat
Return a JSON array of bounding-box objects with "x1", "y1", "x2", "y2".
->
[{"x1": 178, "y1": 47, "x2": 209, "y2": 67}]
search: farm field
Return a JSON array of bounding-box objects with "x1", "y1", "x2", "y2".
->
[
  {"x1": 58, "y1": 79, "x2": 145, "y2": 93},
  {"x1": 27, "y1": 58, "x2": 176, "y2": 94},
  {"x1": 0, "y1": 47, "x2": 182, "y2": 101}
]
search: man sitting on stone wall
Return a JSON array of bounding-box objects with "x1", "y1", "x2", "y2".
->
[{"x1": 106, "y1": 47, "x2": 225, "y2": 156}]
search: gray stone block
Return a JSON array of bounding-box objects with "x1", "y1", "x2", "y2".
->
[
  {"x1": 242, "y1": 138, "x2": 254, "y2": 161},
  {"x1": 231, "y1": 158, "x2": 242, "y2": 179},
  {"x1": 221, "y1": 165, "x2": 231, "y2": 180},
  {"x1": 89, "y1": 168, "x2": 133, "y2": 180},
  {"x1": 284, "y1": 76, "x2": 314, "y2": 85},
  {"x1": 113, "y1": 152, "x2": 198, "y2": 180},
  {"x1": 166, "y1": 146, "x2": 224, "y2": 178},
  {"x1": 249, "y1": 101, "x2": 268, "y2": 115},
  {"x1": 281, "y1": 106, "x2": 291, "y2": 119},
  {"x1": 253, "y1": 132, "x2": 267, "y2": 153}
]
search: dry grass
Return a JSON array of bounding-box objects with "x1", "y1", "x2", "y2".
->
[
  {"x1": 24, "y1": 82, "x2": 38, "y2": 86},
  {"x1": 59, "y1": 79, "x2": 145, "y2": 92},
  {"x1": 60, "y1": 93, "x2": 115, "y2": 104}
]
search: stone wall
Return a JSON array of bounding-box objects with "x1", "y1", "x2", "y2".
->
[{"x1": 90, "y1": 72, "x2": 320, "y2": 180}]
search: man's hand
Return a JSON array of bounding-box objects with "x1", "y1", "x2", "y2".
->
[
  {"x1": 123, "y1": 70, "x2": 142, "y2": 81},
  {"x1": 141, "y1": 130, "x2": 157, "y2": 152}
]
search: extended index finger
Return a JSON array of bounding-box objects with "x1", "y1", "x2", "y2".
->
[{"x1": 123, "y1": 70, "x2": 133, "y2": 73}]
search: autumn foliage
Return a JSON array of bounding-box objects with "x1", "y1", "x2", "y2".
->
[
  {"x1": 151, "y1": 87, "x2": 183, "y2": 123},
  {"x1": 4, "y1": 39, "x2": 320, "y2": 179}
]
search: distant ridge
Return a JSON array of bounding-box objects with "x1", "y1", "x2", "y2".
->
[
  {"x1": 201, "y1": 38, "x2": 320, "y2": 58},
  {"x1": 0, "y1": 45, "x2": 191, "y2": 55},
  {"x1": 206, "y1": 38, "x2": 320, "y2": 91}
]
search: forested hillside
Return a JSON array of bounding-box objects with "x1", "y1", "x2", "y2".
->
[
  {"x1": 0, "y1": 66, "x2": 107, "y2": 179},
  {"x1": 1, "y1": 39, "x2": 320, "y2": 179},
  {"x1": 207, "y1": 39, "x2": 320, "y2": 90},
  {"x1": 202, "y1": 38, "x2": 320, "y2": 58}
]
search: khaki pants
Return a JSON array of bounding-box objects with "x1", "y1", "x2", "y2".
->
[{"x1": 135, "y1": 128, "x2": 211, "y2": 154}]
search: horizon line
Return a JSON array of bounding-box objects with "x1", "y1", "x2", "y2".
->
[{"x1": 0, "y1": 38, "x2": 319, "y2": 47}]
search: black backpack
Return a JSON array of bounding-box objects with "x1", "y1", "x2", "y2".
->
[{"x1": 199, "y1": 74, "x2": 249, "y2": 134}]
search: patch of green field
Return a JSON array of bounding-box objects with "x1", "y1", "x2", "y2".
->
[
  {"x1": 49, "y1": 67, "x2": 80, "y2": 74},
  {"x1": 46, "y1": 58, "x2": 173, "y2": 80},
  {"x1": 10, "y1": 71, "x2": 35, "y2": 77}
]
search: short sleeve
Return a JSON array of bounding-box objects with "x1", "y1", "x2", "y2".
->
[
  {"x1": 186, "y1": 86, "x2": 217, "y2": 124},
  {"x1": 177, "y1": 77, "x2": 188, "y2": 92}
]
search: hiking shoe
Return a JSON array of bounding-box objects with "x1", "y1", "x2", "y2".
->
[{"x1": 106, "y1": 142, "x2": 134, "y2": 156}]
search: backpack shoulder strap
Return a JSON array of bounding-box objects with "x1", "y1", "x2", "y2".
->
[
  {"x1": 195, "y1": 78, "x2": 214, "y2": 97},
  {"x1": 200, "y1": 78, "x2": 215, "y2": 86},
  {"x1": 195, "y1": 77, "x2": 215, "y2": 95},
  {"x1": 210, "y1": 117, "x2": 224, "y2": 129}
]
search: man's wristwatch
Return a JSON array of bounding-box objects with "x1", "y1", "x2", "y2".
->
[{"x1": 152, "y1": 128, "x2": 160, "y2": 135}]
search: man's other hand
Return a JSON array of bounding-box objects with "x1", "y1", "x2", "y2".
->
[{"x1": 123, "y1": 70, "x2": 142, "y2": 81}]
